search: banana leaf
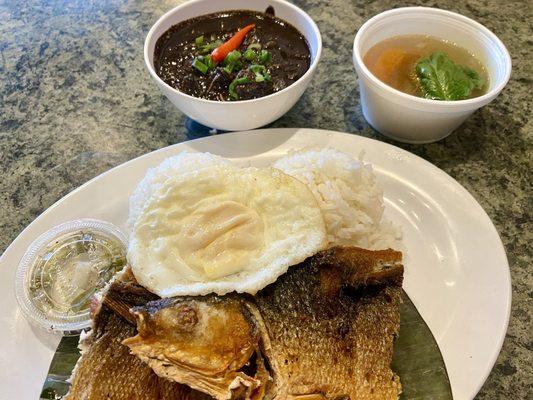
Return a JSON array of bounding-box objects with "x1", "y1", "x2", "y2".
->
[
  {"x1": 40, "y1": 291, "x2": 452, "y2": 399},
  {"x1": 392, "y1": 292, "x2": 453, "y2": 399}
]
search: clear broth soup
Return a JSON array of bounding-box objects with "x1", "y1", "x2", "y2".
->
[{"x1": 363, "y1": 35, "x2": 488, "y2": 99}]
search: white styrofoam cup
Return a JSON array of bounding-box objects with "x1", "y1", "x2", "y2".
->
[{"x1": 353, "y1": 7, "x2": 511, "y2": 144}]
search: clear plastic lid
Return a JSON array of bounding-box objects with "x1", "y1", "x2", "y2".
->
[{"x1": 15, "y1": 219, "x2": 128, "y2": 333}]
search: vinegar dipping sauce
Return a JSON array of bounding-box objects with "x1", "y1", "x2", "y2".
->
[
  {"x1": 29, "y1": 230, "x2": 126, "y2": 316},
  {"x1": 15, "y1": 219, "x2": 127, "y2": 333},
  {"x1": 363, "y1": 35, "x2": 488, "y2": 99}
]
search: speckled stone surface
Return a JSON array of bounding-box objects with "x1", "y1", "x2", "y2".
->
[{"x1": 0, "y1": 0, "x2": 530, "y2": 398}]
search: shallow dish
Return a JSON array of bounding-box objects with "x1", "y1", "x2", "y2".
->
[
  {"x1": 145, "y1": 0, "x2": 322, "y2": 131},
  {"x1": 0, "y1": 128, "x2": 510, "y2": 399}
]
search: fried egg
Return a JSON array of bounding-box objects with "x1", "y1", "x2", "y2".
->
[
  {"x1": 127, "y1": 151, "x2": 231, "y2": 232},
  {"x1": 128, "y1": 164, "x2": 327, "y2": 297}
]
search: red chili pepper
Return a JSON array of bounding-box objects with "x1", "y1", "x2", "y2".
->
[{"x1": 211, "y1": 24, "x2": 255, "y2": 62}]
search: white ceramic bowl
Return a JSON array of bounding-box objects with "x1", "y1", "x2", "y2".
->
[
  {"x1": 145, "y1": 0, "x2": 321, "y2": 131},
  {"x1": 353, "y1": 7, "x2": 511, "y2": 144}
]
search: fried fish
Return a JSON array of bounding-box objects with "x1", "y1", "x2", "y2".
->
[
  {"x1": 123, "y1": 295, "x2": 265, "y2": 399},
  {"x1": 63, "y1": 270, "x2": 212, "y2": 400},
  {"x1": 121, "y1": 247, "x2": 404, "y2": 400}
]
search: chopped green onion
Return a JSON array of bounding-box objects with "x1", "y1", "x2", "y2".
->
[
  {"x1": 247, "y1": 43, "x2": 262, "y2": 51},
  {"x1": 200, "y1": 40, "x2": 223, "y2": 54},
  {"x1": 259, "y1": 50, "x2": 272, "y2": 64},
  {"x1": 192, "y1": 58, "x2": 209, "y2": 74},
  {"x1": 195, "y1": 35, "x2": 204, "y2": 46},
  {"x1": 222, "y1": 60, "x2": 244, "y2": 74},
  {"x1": 229, "y1": 76, "x2": 251, "y2": 100},
  {"x1": 221, "y1": 51, "x2": 244, "y2": 74},
  {"x1": 222, "y1": 65, "x2": 234, "y2": 74},
  {"x1": 249, "y1": 64, "x2": 266, "y2": 74},
  {"x1": 244, "y1": 49, "x2": 256, "y2": 61},
  {"x1": 194, "y1": 55, "x2": 217, "y2": 71},
  {"x1": 249, "y1": 64, "x2": 271, "y2": 82},
  {"x1": 205, "y1": 56, "x2": 217, "y2": 70},
  {"x1": 225, "y1": 50, "x2": 242, "y2": 64}
]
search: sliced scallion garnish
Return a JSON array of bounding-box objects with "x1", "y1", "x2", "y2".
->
[
  {"x1": 229, "y1": 76, "x2": 251, "y2": 100},
  {"x1": 259, "y1": 49, "x2": 272, "y2": 64},
  {"x1": 225, "y1": 50, "x2": 242, "y2": 64},
  {"x1": 221, "y1": 51, "x2": 244, "y2": 74},
  {"x1": 247, "y1": 43, "x2": 262, "y2": 51},
  {"x1": 195, "y1": 35, "x2": 204, "y2": 46},
  {"x1": 192, "y1": 57, "x2": 209, "y2": 74},
  {"x1": 222, "y1": 65, "x2": 234, "y2": 74},
  {"x1": 244, "y1": 49, "x2": 256, "y2": 61},
  {"x1": 200, "y1": 40, "x2": 223, "y2": 54},
  {"x1": 249, "y1": 64, "x2": 266, "y2": 73},
  {"x1": 205, "y1": 56, "x2": 217, "y2": 70},
  {"x1": 249, "y1": 64, "x2": 271, "y2": 82}
]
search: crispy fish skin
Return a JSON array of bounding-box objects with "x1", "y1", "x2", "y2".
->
[
  {"x1": 64, "y1": 275, "x2": 212, "y2": 400},
  {"x1": 123, "y1": 247, "x2": 403, "y2": 400},
  {"x1": 315, "y1": 247, "x2": 404, "y2": 288},
  {"x1": 254, "y1": 248, "x2": 403, "y2": 399}
]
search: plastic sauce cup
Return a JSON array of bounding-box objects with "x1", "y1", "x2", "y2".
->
[
  {"x1": 352, "y1": 7, "x2": 511, "y2": 144},
  {"x1": 14, "y1": 219, "x2": 128, "y2": 334}
]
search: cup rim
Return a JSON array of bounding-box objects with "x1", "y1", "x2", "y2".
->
[
  {"x1": 352, "y1": 7, "x2": 512, "y2": 108},
  {"x1": 143, "y1": 0, "x2": 322, "y2": 106}
]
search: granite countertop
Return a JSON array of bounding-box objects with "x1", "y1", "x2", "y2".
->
[{"x1": 0, "y1": 0, "x2": 530, "y2": 398}]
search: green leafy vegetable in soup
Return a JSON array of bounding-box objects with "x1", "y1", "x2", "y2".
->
[{"x1": 416, "y1": 52, "x2": 484, "y2": 101}]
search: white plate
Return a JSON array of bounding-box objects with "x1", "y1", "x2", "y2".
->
[{"x1": 0, "y1": 128, "x2": 510, "y2": 400}]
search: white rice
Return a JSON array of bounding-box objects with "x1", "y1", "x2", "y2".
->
[
  {"x1": 128, "y1": 151, "x2": 232, "y2": 232},
  {"x1": 274, "y1": 148, "x2": 401, "y2": 250}
]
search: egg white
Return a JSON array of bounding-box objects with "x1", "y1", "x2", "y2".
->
[{"x1": 128, "y1": 165, "x2": 327, "y2": 297}]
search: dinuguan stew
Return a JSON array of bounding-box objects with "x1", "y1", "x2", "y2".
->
[{"x1": 154, "y1": 8, "x2": 311, "y2": 101}]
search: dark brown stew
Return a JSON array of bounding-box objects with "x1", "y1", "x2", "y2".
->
[{"x1": 154, "y1": 9, "x2": 311, "y2": 101}]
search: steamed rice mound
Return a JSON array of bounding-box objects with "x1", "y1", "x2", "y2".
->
[{"x1": 274, "y1": 148, "x2": 400, "y2": 250}]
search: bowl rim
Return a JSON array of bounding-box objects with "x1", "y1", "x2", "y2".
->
[
  {"x1": 144, "y1": 0, "x2": 322, "y2": 105},
  {"x1": 352, "y1": 6, "x2": 512, "y2": 108}
]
